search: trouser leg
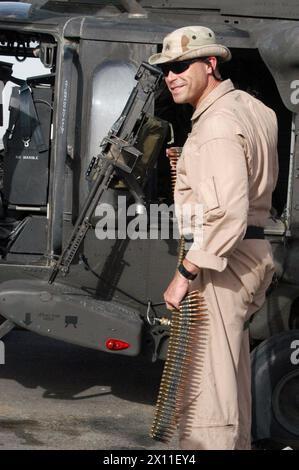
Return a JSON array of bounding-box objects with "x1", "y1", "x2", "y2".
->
[
  {"x1": 179, "y1": 262, "x2": 257, "y2": 450},
  {"x1": 180, "y1": 331, "x2": 252, "y2": 450},
  {"x1": 178, "y1": 240, "x2": 275, "y2": 450}
]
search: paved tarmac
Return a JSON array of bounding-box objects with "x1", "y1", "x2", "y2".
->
[{"x1": 0, "y1": 330, "x2": 179, "y2": 450}]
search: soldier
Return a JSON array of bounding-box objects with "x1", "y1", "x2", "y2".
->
[{"x1": 148, "y1": 26, "x2": 278, "y2": 450}]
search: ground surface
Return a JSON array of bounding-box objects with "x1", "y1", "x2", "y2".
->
[{"x1": 0, "y1": 330, "x2": 179, "y2": 450}]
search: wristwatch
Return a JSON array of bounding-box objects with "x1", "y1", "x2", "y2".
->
[{"x1": 177, "y1": 263, "x2": 197, "y2": 281}]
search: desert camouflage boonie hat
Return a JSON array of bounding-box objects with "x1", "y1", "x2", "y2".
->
[{"x1": 148, "y1": 26, "x2": 231, "y2": 65}]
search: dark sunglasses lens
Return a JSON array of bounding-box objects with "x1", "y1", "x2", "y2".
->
[{"x1": 159, "y1": 61, "x2": 193, "y2": 77}]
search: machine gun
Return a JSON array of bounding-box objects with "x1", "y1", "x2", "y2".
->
[{"x1": 48, "y1": 62, "x2": 163, "y2": 284}]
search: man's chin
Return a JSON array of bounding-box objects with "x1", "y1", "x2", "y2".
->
[{"x1": 172, "y1": 95, "x2": 187, "y2": 104}]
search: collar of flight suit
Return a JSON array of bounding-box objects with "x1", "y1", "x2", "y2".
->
[{"x1": 191, "y1": 79, "x2": 235, "y2": 122}]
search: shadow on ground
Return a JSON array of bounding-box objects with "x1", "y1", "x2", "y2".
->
[{"x1": 0, "y1": 330, "x2": 163, "y2": 405}]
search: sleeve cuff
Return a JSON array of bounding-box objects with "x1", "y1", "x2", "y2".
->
[{"x1": 185, "y1": 246, "x2": 228, "y2": 272}]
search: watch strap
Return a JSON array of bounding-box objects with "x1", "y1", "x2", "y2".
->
[{"x1": 178, "y1": 263, "x2": 197, "y2": 280}]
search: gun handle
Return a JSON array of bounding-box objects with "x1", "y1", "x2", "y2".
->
[{"x1": 48, "y1": 266, "x2": 59, "y2": 285}]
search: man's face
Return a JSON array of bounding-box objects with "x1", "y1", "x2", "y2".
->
[{"x1": 164, "y1": 60, "x2": 210, "y2": 108}]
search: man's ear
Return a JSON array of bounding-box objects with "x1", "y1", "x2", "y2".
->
[
  {"x1": 205, "y1": 56, "x2": 222, "y2": 80},
  {"x1": 205, "y1": 56, "x2": 217, "y2": 72}
]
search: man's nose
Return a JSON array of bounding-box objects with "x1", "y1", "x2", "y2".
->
[{"x1": 165, "y1": 70, "x2": 178, "y2": 82}]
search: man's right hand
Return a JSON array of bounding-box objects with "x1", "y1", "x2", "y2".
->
[{"x1": 166, "y1": 147, "x2": 182, "y2": 169}]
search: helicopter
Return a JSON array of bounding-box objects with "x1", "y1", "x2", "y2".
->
[{"x1": 0, "y1": 0, "x2": 299, "y2": 449}]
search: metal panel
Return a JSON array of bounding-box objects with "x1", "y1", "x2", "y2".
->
[
  {"x1": 64, "y1": 16, "x2": 172, "y2": 42},
  {"x1": 141, "y1": 0, "x2": 299, "y2": 19},
  {"x1": 254, "y1": 22, "x2": 299, "y2": 114},
  {"x1": 0, "y1": 279, "x2": 143, "y2": 356}
]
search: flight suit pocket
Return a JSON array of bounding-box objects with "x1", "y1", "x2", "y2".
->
[{"x1": 200, "y1": 177, "x2": 226, "y2": 222}]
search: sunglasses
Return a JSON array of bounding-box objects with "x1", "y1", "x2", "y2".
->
[{"x1": 157, "y1": 58, "x2": 205, "y2": 77}]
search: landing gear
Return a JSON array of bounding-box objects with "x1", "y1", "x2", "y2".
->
[{"x1": 251, "y1": 330, "x2": 299, "y2": 449}]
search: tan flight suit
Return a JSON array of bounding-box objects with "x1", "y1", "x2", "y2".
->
[{"x1": 174, "y1": 79, "x2": 278, "y2": 450}]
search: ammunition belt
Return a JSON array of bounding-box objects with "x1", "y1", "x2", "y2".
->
[{"x1": 150, "y1": 149, "x2": 208, "y2": 443}]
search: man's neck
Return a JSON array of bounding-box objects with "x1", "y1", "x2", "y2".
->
[{"x1": 195, "y1": 79, "x2": 222, "y2": 109}]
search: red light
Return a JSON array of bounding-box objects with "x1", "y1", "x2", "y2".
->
[{"x1": 105, "y1": 338, "x2": 130, "y2": 351}]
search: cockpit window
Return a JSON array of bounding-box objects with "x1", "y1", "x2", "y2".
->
[{"x1": 89, "y1": 60, "x2": 136, "y2": 160}]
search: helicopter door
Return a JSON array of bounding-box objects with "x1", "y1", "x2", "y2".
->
[
  {"x1": 0, "y1": 75, "x2": 53, "y2": 259},
  {"x1": 3, "y1": 79, "x2": 52, "y2": 207}
]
